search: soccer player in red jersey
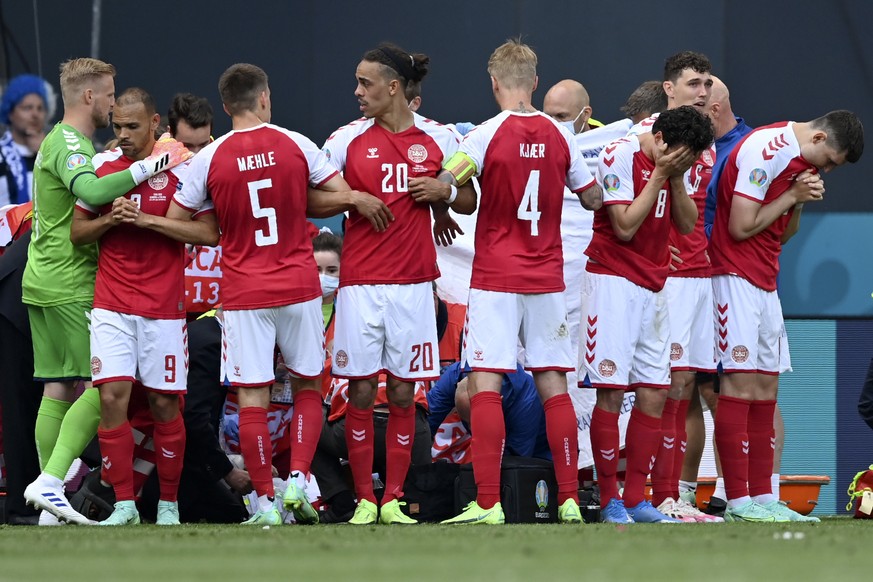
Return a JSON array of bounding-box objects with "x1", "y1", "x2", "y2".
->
[
  {"x1": 170, "y1": 63, "x2": 383, "y2": 525},
  {"x1": 431, "y1": 39, "x2": 601, "y2": 525},
  {"x1": 319, "y1": 43, "x2": 460, "y2": 525},
  {"x1": 631, "y1": 52, "x2": 722, "y2": 523},
  {"x1": 709, "y1": 110, "x2": 863, "y2": 522},
  {"x1": 70, "y1": 88, "x2": 213, "y2": 525},
  {"x1": 582, "y1": 106, "x2": 712, "y2": 523}
]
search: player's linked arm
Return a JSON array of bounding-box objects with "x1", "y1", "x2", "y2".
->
[
  {"x1": 69, "y1": 202, "x2": 125, "y2": 245},
  {"x1": 306, "y1": 173, "x2": 394, "y2": 232},
  {"x1": 668, "y1": 175, "x2": 697, "y2": 235},
  {"x1": 132, "y1": 202, "x2": 220, "y2": 246}
]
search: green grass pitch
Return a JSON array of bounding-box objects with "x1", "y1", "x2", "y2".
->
[{"x1": 0, "y1": 518, "x2": 868, "y2": 581}]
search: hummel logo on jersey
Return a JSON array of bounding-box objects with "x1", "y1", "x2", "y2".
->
[
  {"x1": 648, "y1": 455, "x2": 657, "y2": 472},
  {"x1": 161, "y1": 447, "x2": 177, "y2": 459},
  {"x1": 741, "y1": 440, "x2": 750, "y2": 455},
  {"x1": 102, "y1": 455, "x2": 112, "y2": 470},
  {"x1": 770, "y1": 436, "x2": 777, "y2": 450},
  {"x1": 641, "y1": 169, "x2": 651, "y2": 181},
  {"x1": 352, "y1": 429, "x2": 367, "y2": 442},
  {"x1": 662, "y1": 436, "x2": 675, "y2": 450},
  {"x1": 680, "y1": 439, "x2": 687, "y2": 453},
  {"x1": 367, "y1": 147, "x2": 379, "y2": 159},
  {"x1": 397, "y1": 434, "x2": 410, "y2": 446},
  {"x1": 600, "y1": 448, "x2": 616, "y2": 461},
  {"x1": 473, "y1": 349, "x2": 484, "y2": 361},
  {"x1": 761, "y1": 133, "x2": 790, "y2": 160}
]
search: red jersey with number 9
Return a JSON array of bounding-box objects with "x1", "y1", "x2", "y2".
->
[
  {"x1": 174, "y1": 124, "x2": 338, "y2": 310},
  {"x1": 459, "y1": 111, "x2": 595, "y2": 293}
]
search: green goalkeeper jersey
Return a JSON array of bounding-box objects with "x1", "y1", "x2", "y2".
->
[{"x1": 22, "y1": 122, "x2": 137, "y2": 306}]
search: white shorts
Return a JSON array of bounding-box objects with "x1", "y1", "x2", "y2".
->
[
  {"x1": 665, "y1": 277, "x2": 717, "y2": 373},
  {"x1": 463, "y1": 289, "x2": 574, "y2": 373},
  {"x1": 90, "y1": 308, "x2": 187, "y2": 393},
  {"x1": 332, "y1": 283, "x2": 439, "y2": 381},
  {"x1": 221, "y1": 298, "x2": 324, "y2": 387},
  {"x1": 712, "y1": 275, "x2": 785, "y2": 375},
  {"x1": 579, "y1": 272, "x2": 670, "y2": 390}
]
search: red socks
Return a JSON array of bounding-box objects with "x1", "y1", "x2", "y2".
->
[
  {"x1": 289, "y1": 389, "x2": 322, "y2": 476},
  {"x1": 651, "y1": 398, "x2": 678, "y2": 507},
  {"x1": 153, "y1": 413, "x2": 185, "y2": 503},
  {"x1": 345, "y1": 404, "x2": 377, "y2": 504},
  {"x1": 748, "y1": 399, "x2": 777, "y2": 497},
  {"x1": 590, "y1": 406, "x2": 620, "y2": 504},
  {"x1": 238, "y1": 406, "x2": 274, "y2": 498},
  {"x1": 383, "y1": 403, "x2": 415, "y2": 504},
  {"x1": 98, "y1": 421, "x2": 135, "y2": 502},
  {"x1": 470, "y1": 391, "x2": 505, "y2": 509},
  {"x1": 714, "y1": 395, "x2": 751, "y2": 501},
  {"x1": 671, "y1": 398, "x2": 690, "y2": 497},
  {"x1": 623, "y1": 407, "x2": 662, "y2": 508},
  {"x1": 543, "y1": 393, "x2": 579, "y2": 505}
]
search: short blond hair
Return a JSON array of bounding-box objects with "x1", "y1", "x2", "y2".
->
[
  {"x1": 59, "y1": 58, "x2": 116, "y2": 103},
  {"x1": 487, "y1": 39, "x2": 537, "y2": 91}
]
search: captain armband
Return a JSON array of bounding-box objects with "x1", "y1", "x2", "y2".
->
[{"x1": 442, "y1": 152, "x2": 477, "y2": 186}]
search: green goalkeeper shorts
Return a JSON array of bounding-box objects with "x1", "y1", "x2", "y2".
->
[{"x1": 28, "y1": 301, "x2": 92, "y2": 381}]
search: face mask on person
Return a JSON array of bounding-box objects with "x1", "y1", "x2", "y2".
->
[
  {"x1": 559, "y1": 109, "x2": 584, "y2": 135},
  {"x1": 320, "y1": 273, "x2": 339, "y2": 297}
]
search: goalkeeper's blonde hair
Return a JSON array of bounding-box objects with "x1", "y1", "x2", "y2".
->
[
  {"x1": 487, "y1": 38, "x2": 537, "y2": 92},
  {"x1": 59, "y1": 58, "x2": 116, "y2": 104}
]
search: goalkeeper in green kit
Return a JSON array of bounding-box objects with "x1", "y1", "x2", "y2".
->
[{"x1": 22, "y1": 58, "x2": 191, "y2": 525}]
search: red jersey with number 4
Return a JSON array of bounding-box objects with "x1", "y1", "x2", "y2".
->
[
  {"x1": 460, "y1": 111, "x2": 594, "y2": 293},
  {"x1": 323, "y1": 113, "x2": 458, "y2": 287},
  {"x1": 77, "y1": 150, "x2": 207, "y2": 319},
  {"x1": 585, "y1": 135, "x2": 674, "y2": 292},
  {"x1": 710, "y1": 122, "x2": 812, "y2": 291},
  {"x1": 174, "y1": 123, "x2": 337, "y2": 310}
]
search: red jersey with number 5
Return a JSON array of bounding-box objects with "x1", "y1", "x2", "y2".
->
[
  {"x1": 585, "y1": 135, "x2": 673, "y2": 292},
  {"x1": 174, "y1": 124, "x2": 337, "y2": 310},
  {"x1": 460, "y1": 111, "x2": 594, "y2": 293},
  {"x1": 323, "y1": 113, "x2": 458, "y2": 287}
]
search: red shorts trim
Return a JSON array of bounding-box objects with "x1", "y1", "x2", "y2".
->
[
  {"x1": 721, "y1": 368, "x2": 779, "y2": 376},
  {"x1": 590, "y1": 382, "x2": 629, "y2": 390},
  {"x1": 629, "y1": 382, "x2": 670, "y2": 390},
  {"x1": 286, "y1": 367, "x2": 322, "y2": 381},
  {"x1": 525, "y1": 366, "x2": 574, "y2": 373},
  {"x1": 93, "y1": 375, "x2": 136, "y2": 386},
  {"x1": 331, "y1": 369, "x2": 386, "y2": 381},
  {"x1": 229, "y1": 381, "x2": 273, "y2": 388},
  {"x1": 141, "y1": 385, "x2": 188, "y2": 395},
  {"x1": 468, "y1": 367, "x2": 516, "y2": 374},
  {"x1": 385, "y1": 370, "x2": 439, "y2": 384}
]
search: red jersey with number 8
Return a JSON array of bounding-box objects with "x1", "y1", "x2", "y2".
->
[
  {"x1": 585, "y1": 135, "x2": 674, "y2": 292},
  {"x1": 459, "y1": 111, "x2": 594, "y2": 293},
  {"x1": 174, "y1": 123, "x2": 338, "y2": 310}
]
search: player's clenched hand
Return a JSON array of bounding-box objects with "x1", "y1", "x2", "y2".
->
[
  {"x1": 433, "y1": 207, "x2": 464, "y2": 246},
  {"x1": 789, "y1": 169, "x2": 825, "y2": 203},
  {"x1": 112, "y1": 197, "x2": 139, "y2": 223},
  {"x1": 669, "y1": 245, "x2": 682, "y2": 271},
  {"x1": 409, "y1": 176, "x2": 452, "y2": 204},
  {"x1": 352, "y1": 191, "x2": 394, "y2": 232}
]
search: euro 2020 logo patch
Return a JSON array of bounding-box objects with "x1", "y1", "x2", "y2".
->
[
  {"x1": 603, "y1": 174, "x2": 620, "y2": 192},
  {"x1": 66, "y1": 153, "x2": 87, "y2": 170},
  {"x1": 749, "y1": 168, "x2": 768, "y2": 187},
  {"x1": 535, "y1": 479, "x2": 549, "y2": 511}
]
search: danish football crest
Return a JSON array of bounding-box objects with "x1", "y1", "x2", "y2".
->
[
  {"x1": 148, "y1": 172, "x2": 169, "y2": 190},
  {"x1": 598, "y1": 359, "x2": 617, "y2": 378},
  {"x1": 407, "y1": 144, "x2": 428, "y2": 164},
  {"x1": 731, "y1": 345, "x2": 750, "y2": 363}
]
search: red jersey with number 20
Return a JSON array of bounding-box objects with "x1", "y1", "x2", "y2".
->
[
  {"x1": 174, "y1": 123, "x2": 338, "y2": 310},
  {"x1": 585, "y1": 135, "x2": 674, "y2": 292},
  {"x1": 461, "y1": 111, "x2": 595, "y2": 293},
  {"x1": 323, "y1": 113, "x2": 458, "y2": 286},
  {"x1": 78, "y1": 151, "x2": 208, "y2": 319},
  {"x1": 710, "y1": 122, "x2": 812, "y2": 291}
]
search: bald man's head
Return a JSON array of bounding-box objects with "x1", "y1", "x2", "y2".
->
[
  {"x1": 543, "y1": 79, "x2": 593, "y2": 134},
  {"x1": 708, "y1": 75, "x2": 739, "y2": 138}
]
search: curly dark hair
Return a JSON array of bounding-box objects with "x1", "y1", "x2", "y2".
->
[
  {"x1": 663, "y1": 51, "x2": 712, "y2": 83},
  {"x1": 811, "y1": 110, "x2": 864, "y2": 163},
  {"x1": 651, "y1": 106, "x2": 714, "y2": 153}
]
